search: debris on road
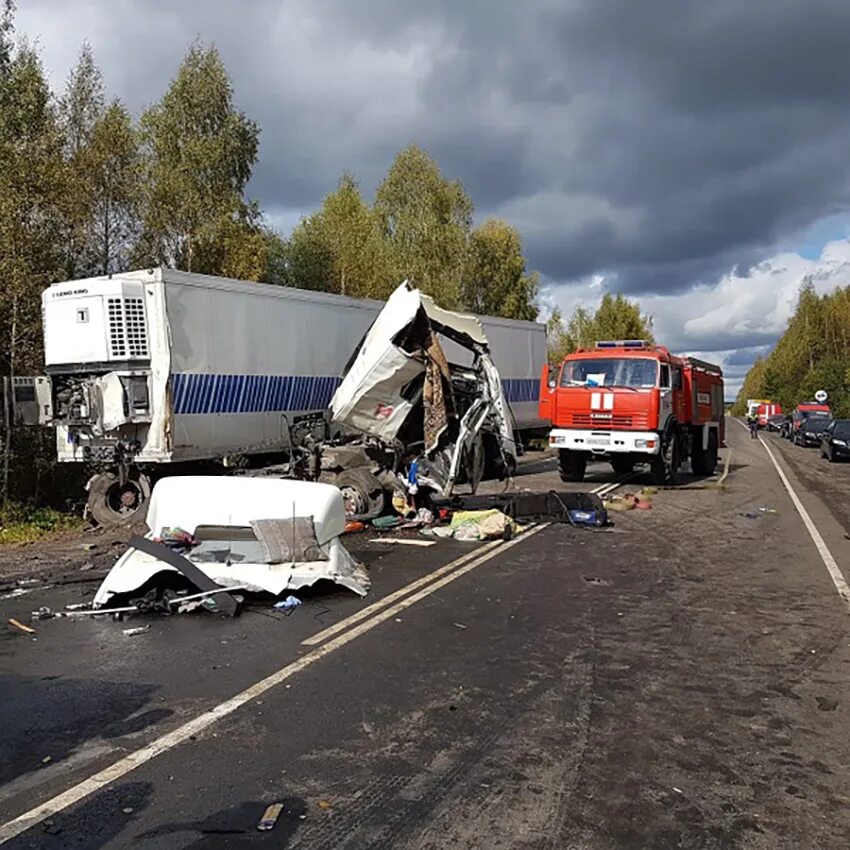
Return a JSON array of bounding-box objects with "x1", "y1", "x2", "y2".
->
[
  {"x1": 605, "y1": 496, "x2": 636, "y2": 512},
  {"x1": 372, "y1": 516, "x2": 403, "y2": 529},
  {"x1": 122, "y1": 625, "x2": 150, "y2": 636},
  {"x1": 273, "y1": 595, "x2": 302, "y2": 613},
  {"x1": 443, "y1": 490, "x2": 608, "y2": 526},
  {"x1": 41, "y1": 755, "x2": 52, "y2": 764},
  {"x1": 375, "y1": 538, "x2": 436, "y2": 547},
  {"x1": 445, "y1": 509, "x2": 520, "y2": 541},
  {"x1": 93, "y1": 477, "x2": 370, "y2": 611},
  {"x1": 8, "y1": 618, "x2": 35, "y2": 635},
  {"x1": 816, "y1": 696, "x2": 839, "y2": 711},
  {"x1": 30, "y1": 586, "x2": 252, "y2": 624},
  {"x1": 257, "y1": 802, "x2": 285, "y2": 831}
]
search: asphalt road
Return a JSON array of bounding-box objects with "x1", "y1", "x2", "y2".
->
[{"x1": 1, "y1": 423, "x2": 849, "y2": 849}]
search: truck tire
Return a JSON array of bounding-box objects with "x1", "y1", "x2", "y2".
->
[
  {"x1": 691, "y1": 430, "x2": 718, "y2": 476},
  {"x1": 650, "y1": 434, "x2": 680, "y2": 486},
  {"x1": 87, "y1": 471, "x2": 151, "y2": 526},
  {"x1": 610, "y1": 456, "x2": 634, "y2": 475},
  {"x1": 559, "y1": 450, "x2": 586, "y2": 482},
  {"x1": 335, "y1": 467, "x2": 386, "y2": 520}
]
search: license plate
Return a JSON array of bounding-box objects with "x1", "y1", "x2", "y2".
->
[{"x1": 587, "y1": 438, "x2": 610, "y2": 446}]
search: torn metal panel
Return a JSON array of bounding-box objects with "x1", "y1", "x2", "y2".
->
[
  {"x1": 330, "y1": 281, "x2": 516, "y2": 496},
  {"x1": 93, "y1": 477, "x2": 369, "y2": 608}
]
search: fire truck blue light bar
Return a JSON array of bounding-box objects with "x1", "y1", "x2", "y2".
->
[{"x1": 595, "y1": 340, "x2": 648, "y2": 349}]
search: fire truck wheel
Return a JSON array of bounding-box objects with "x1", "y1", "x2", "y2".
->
[
  {"x1": 558, "y1": 450, "x2": 587, "y2": 482},
  {"x1": 650, "y1": 435, "x2": 680, "y2": 486},
  {"x1": 692, "y1": 431, "x2": 718, "y2": 476},
  {"x1": 87, "y1": 471, "x2": 151, "y2": 527},
  {"x1": 610, "y1": 456, "x2": 634, "y2": 475}
]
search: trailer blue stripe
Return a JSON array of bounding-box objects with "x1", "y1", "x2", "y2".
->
[
  {"x1": 185, "y1": 374, "x2": 199, "y2": 414},
  {"x1": 171, "y1": 373, "x2": 539, "y2": 415},
  {"x1": 293, "y1": 376, "x2": 305, "y2": 411},
  {"x1": 171, "y1": 373, "x2": 184, "y2": 411},
  {"x1": 502, "y1": 378, "x2": 538, "y2": 404},
  {"x1": 225, "y1": 374, "x2": 238, "y2": 413},
  {"x1": 179, "y1": 373, "x2": 192, "y2": 413}
]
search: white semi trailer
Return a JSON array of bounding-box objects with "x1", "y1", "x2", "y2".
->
[{"x1": 20, "y1": 269, "x2": 546, "y2": 523}]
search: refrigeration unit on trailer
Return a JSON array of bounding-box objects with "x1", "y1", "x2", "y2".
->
[{"x1": 26, "y1": 269, "x2": 546, "y2": 524}]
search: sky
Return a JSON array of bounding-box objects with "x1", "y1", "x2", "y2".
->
[{"x1": 15, "y1": 0, "x2": 850, "y2": 396}]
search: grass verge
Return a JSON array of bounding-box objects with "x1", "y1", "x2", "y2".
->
[{"x1": 0, "y1": 503, "x2": 84, "y2": 545}]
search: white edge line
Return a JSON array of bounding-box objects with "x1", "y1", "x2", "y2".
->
[
  {"x1": 302, "y1": 539, "x2": 504, "y2": 646},
  {"x1": 734, "y1": 419, "x2": 850, "y2": 610},
  {"x1": 594, "y1": 472, "x2": 634, "y2": 496},
  {"x1": 0, "y1": 524, "x2": 548, "y2": 844}
]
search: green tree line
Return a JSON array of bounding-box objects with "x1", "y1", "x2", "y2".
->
[
  {"x1": 732, "y1": 279, "x2": 850, "y2": 417},
  {"x1": 546, "y1": 294, "x2": 655, "y2": 364},
  {"x1": 281, "y1": 152, "x2": 539, "y2": 317}
]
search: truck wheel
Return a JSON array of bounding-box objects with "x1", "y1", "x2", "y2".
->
[
  {"x1": 87, "y1": 471, "x2": 151, "y2": 526},
  {"x1": 650, "y1": 436, "x2": 680, "y2": 486},
  {"x1": 691, "y1": 431, "x2": 718, "y2": 476},
  {"x1": 559, "y1": 450, "x2": 586, "y2": 482},
  {"x1": 335, "y1": 468, "x2": 386, "y2": 520},
  {"x1": 611, "y1": 456, "x2": 634, "y2": 475}
]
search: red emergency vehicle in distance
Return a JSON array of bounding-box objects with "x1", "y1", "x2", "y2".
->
[
  {"x1": 791, "y1": 400, "x2": 831, "y2": 434},
  {"x1": 757, "y1": 402, "x2": 783, "y2": 427},
  {"x1": 539, "y1": 340, "x2": 725, "y2": 485}
]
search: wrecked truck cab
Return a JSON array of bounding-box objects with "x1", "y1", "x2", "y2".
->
[
  {"x1": 93, "y1": 477, "x2": 370, "y2": 608},
  {"x1": 329, "y1": 282, "x2": 517, "y2": 502}
]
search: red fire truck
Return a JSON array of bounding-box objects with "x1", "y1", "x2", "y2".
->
[
  {"x1": 539, "y1": 340, "x2": 725, "y2": 484},
  {"x1": 756, "y1": 402, "x2": 783, "y2": 428}
]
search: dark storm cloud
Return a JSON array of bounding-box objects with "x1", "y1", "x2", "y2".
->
[{"x1": 16, "y1": 0, "x2": 850, "y2": 296}]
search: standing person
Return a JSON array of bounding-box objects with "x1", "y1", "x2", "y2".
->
[{"x1": 747, "y1": 410, "x2": 759, "y2": 439}]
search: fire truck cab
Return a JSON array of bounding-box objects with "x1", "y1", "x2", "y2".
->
[{"x1": 539, "y1": 340, "x2": 725, "y2": 484}]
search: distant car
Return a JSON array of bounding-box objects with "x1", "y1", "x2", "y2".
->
[
  {"x1": 795, "y1": 416, "x2": 830, "y2": 447},
  {"x1": 766, "y1": 414, "x2": 785, "y2": 432},
  {"x1": 820, "y1": 419, "x2": 850, "y2": 463}
]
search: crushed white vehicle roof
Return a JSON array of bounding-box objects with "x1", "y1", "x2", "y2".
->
[{"x1": 94, "y1": 477, "x2": 369, "y2": 607}]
